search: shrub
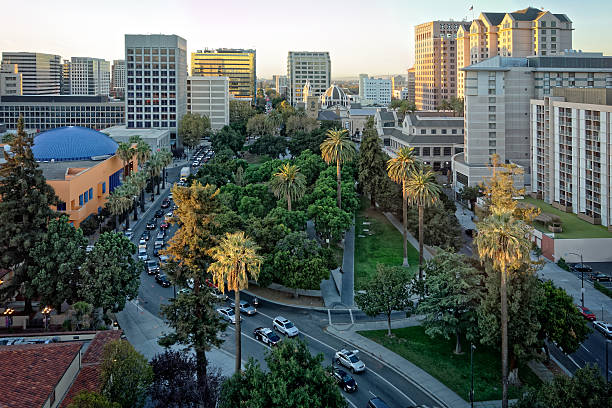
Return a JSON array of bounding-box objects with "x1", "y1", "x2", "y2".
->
[{"x1": 80, "y1": 215, "x2": 100, "y2": 236}]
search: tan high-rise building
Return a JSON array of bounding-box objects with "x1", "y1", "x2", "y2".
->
[
  {"x1": 414, "y1": 21, "x2": 469, "y2": 111},
  {"x1": 457, "y1": 7, "x2": 572, "y2": 98},
  {"x1": 0, "y1": 64, "x2": 22, "y2": 96},
  {"x1": 191, "y1": 48, "x2": 256, "y2": 101},
  {"x1": 406, "y1": 67, "x2": 415, "y2": 103}
]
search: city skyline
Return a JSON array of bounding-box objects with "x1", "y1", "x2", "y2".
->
[{"x1": 2, "y1": 0, "x2": 611, "y2": 78}]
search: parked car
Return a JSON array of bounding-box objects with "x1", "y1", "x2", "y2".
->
[
  {"x1": 330, "y1": 368, "x2": 358, "y2": 393},
  {"x1": 159, "y1": 254, "x2": 169, "y2": 263},
  {"x1": 571, "y1": 263, "x2": 593, "y2": 273},
  {"x1": 154, "y1": 240, "x2": 164, "y2": 250},
  {"x1": 590, "y1": 272, "x2": 611, "y2": 282},
  {"x1": 146, "y1": 218, "x2": 157, "y2": 230},
  {"x1": 160, "y1": 222, "x2": 170, "y2": 230},
  {"x1": 334, "y1": 349, "x2": 365, "y2": 373},
  {"x1": 146, "y1": 260, "x2": 159, "y2": 275},
  {"x1": 273, "y1": 316, "x2": 299, "y2": 337},
  {"x1": 253, "y1": 327, "x2": 282, "y2": 346},
  {"x1": 367, "y1": 397, "x2": 391, "y2": 408},
  {"x1": 593, "y1": 321, "x2": 612, "y2": 338},
  {"x1": 217, "y1": 307, "x2": 241, "y2": 324},
  {"x1": 154, "y1": 209, "x2": 164, "y2": 218},
  {"x1": 124, "y1": 229, "x2": 134, "y2": 240},
  {"x1": 576, "y1": 305, "x2": 596, "y2": 321},
  {"x1": 156, "y1": 231, "x2": 165, "y2": 240},
  {"x1": 138, "y1": 248, "x2": 148, "y2": 261},
  {"x1": 230, "y1": 300, "x2": 257, "y2": 315},
  {"x1": 141, "y1": 231, "x2": 150, "y2": 241},
  {"x1": 161, "y1": 199, "x2": 170, "y2": 209},
  {"x1": 212, "y1": 288, "x2": 228, "y2": 301},
  {"x1": 155, "y1": 273, "x2": 171, "y2": 288}
]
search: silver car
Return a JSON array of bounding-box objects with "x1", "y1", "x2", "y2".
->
[
  {"x1": 593, "y1": 320, "x2": 612, "y2": 338},
  {"x1": 217, "y1": 307, "x2": 241, "y2": 324},
  {"x1": 273, "y1": 316, "x2": 299, "y2": 337},
  {"x1": 230, "y1": 300, "x2": 257, "y2": 315},
  {"x1": 334, "y1": 349, "x2": 366, "y2": 373}
]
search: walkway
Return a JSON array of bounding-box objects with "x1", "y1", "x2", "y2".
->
[{"x1": 340, "y1": 222, "x2": 355, "y2": 307}]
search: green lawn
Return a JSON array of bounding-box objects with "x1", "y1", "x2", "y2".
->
[
  {"x1": 521, "y1": 197, "x2": 612, "y2": 239},
  {"x1": 243, "y1": 152, "x2": 270, "y2": 166},
  {"x1": 359, "y1": 326, "x2": 541, "y2": 402},
  {"x1": 354, "y1": 197, "x2": 418, "y2": 290}
]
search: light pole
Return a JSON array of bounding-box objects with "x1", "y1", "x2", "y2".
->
[
  {"x1": 567, "y1": 252, "x2": 585, "y2": 307},
  {"x1": 3, "y1": 307, "x2": 14, "y2": 330},
  {"x1": 470, "y1": 343, "x2": 476, "y2": 408},
  {"x1": 42, "y1": 306, "x2": 52, "y2": 331},
  {"x1": 606, "y1": 339, "x2": 610, "y2": 383}
]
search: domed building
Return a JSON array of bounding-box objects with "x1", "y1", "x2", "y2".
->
[
  {"x1": 320, "y1": 84, "x2": 350, "y2": 109},
  {"x1": 33, "y1": 126, "x2": 118, "y2": 162}
]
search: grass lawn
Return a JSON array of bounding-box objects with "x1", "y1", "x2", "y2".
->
[
  {"x1": 521, "y1": 196, "x2": 612, "y2": 239},
  {"x1": 359, "y1": 326, "x2": 541, "y2": 402},
  {"x1": 243, "y1": 152, "x2": 270, "y2": 166},
  {"x1": 354, "y1": 196, "x2": 418, "y2": 290}
]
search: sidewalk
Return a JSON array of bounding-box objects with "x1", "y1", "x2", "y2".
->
[{"x1": 382, "y1": 211, "x2": 433, "y2": 261}]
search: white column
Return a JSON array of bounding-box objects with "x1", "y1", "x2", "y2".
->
[
  {"x1": 601, "y1": 111, "x2": 609, "y2": 226},
  {"x1": 554, "y1": 106, "x2": 560, "y2": 202}
]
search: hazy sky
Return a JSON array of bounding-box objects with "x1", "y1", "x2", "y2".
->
[{"x1": 2, "y1": 0, "x2": 611, "y2": 78}]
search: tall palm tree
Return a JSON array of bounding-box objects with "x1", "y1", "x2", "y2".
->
[
  {"x1": 208, "y1": 231, "x2": 262, "y2": 374},
  {"x1": 135, "y1": 140, "x2": 151, "y2": 170},
  {"x1": 158, "y1": 149, "x2": 173, "y2": 190},
  {"x1": 147, "y1": 153, "x2": 163, "y2": 199},
  {"x1": 386, "y1": 146, "x2": 416, "y2": 267},
  {"x1": 474, "y1": 212, "x2": 531, "y2": 408},
  {"x1": 404, "y1": 165, "x2": 441, "y2": 280},
  {"x1": 126, "y1": 172, "x2": 148, "y2": 216},
  {"x1": 320, "y1": 129, "x2": 356, "y2": 209},
  {"x1": 116, "y1": 142, "x2": 135, "y2": 178},
  {"x1": 269, "y1": 163, "x2": 306, "y2": 211}
]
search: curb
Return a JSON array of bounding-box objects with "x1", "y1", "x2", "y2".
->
[{"x1": 242, "y1": 289, "x2": 340, "y2": 312}]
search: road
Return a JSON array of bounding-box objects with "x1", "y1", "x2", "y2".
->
[{"x1": 127, "y1": 153, "x2": 444, "y2": 408}]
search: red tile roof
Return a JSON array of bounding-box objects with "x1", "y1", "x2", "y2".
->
[
  {"x1": 59, "y1": 365, "x2": 101, "y2": 408},
  {"x1": 82, "y1": 330, "x2": 122, "y2": 364},
  {"x1": 0, "y1": 342, "x2": 82, "y2": 408}
]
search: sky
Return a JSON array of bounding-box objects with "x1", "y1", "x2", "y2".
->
[{"x1": 2, "y1": 0, "x2": 612, "y2": 79}]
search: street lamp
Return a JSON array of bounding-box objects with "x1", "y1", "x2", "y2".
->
[
  {"x1": 566, "y1": 252, "x2": 585, "y2": 308},
  {"x1": 606, "y1": 339, "x2": 611, "y2": 383},
  {"x1": 42, "y1": 306, "x2": 52, "y2": 331},
  {"x1": 3, "y1": 307, "x2": 14, "y2": 330},
  {"x1": 470, "y1": 343, "x2": 476, "y2": 408}
]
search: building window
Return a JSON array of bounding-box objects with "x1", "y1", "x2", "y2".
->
[
  {"x1": 431, "y1": 129, "x2": 437, "y2": 134},
  {"x1": 57, "y1": 202, "x2": 66, "y2": 212},
  {"x1": 433, "y1": 147, "x2": 441, "y2": 156},
  {"x1": 79, "y1": 194, "x2": 84, "y2": 206},
  {"x1": 443, "y1": 147, "x2": 452, "y2": 155},
  {"x1": 420, "y1": 129, "x2": 426, "y2": 134},
  {"x1": 422, "y1": 147, "x2": 431, "y2": 156},
  {"x1": 452, "y1": 129, "x2": 457, "y2": 134},
  {"x1": 489, "y1": 140, "x2": 496, "y2": 147},
  {"x1": 488, "y1": 123, "x2": 496, "y2": 129},
  {"x1": 489, "y1": 149, "x2": 496, "y2": 155},
  {"x1": 89, "y1": 188, "x2": 93, "y2": 200},
  {"x1": 102, "y1": 182, "x2": 106, "y2": 194}
]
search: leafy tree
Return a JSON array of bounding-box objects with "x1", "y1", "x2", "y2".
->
[
  {"x1": 150, "y1": 350, "x2": 224, "y2": 408},
  {"x1": 211, "y1": 125, "x2": 245, "y2": 155},
  {"x1": 537, "y1": 280, "x2": 590, "y2": 361},
  {"x1": 459, "y1": 185, "x2": 482, "y2": 210},
  {"x1": 67, "y1": 391, "x2": 120, "y2": 408},
  {"x1": 196, "y1": 155, "x2": 246, "y2": 187},
  {"x1": 29, "y1": 215, "x2": 88, "y2": 310},
  {"x1": 288, "y1": 128, "x2": 327, "y2": 156},
  {"x1": 514, "y1": 365, "x2": 611, "y2": 408},
  {"x1": 292, "y1": 149, "x2": 327, "y2": 185},
  {"x1": 0, "y1": 117, "x2": 58, "y2": 310},
  {"x1": 355, "y1": 264, "x2": 413, "y2": 336},
  {"x1": 267, "y1": 207, "x2": 307, "y2": 232},
  {"x1": 307, "y1": 197, "x2": 352, "y2": 245},
  {"x1": 179, "y1": 112, "x2": 211, "y2": 149},
  {"x1": 100, "y1": 339, "x2": 153, "y2": 408},
  {"x1": 244, "y1": 158, "x2": 284, "y2": 184},
  {"x1": 286, "y1": 114, "x2": 318, "y2": 136},
  {"x1": 209, "y1": 231, "x2": 262, "y2": 373},
  {"x1": 389, "y1": 99, "x2": 416, "y2": 116},
  {"x1": 229, "y1": 100, "x2": 255, "y2": 134},
  {"x1": 238, "y1": 196, "x2": 265, "y2": 219},
  {"x1": 406, "y1": 204, "x2": 463, "y2": 251},
  {"x1": 72, "y1": 301, "x2": 93, "y2": 330},
  {"x1": 80, "y1": 232, "x2": 140, "y2": 313},
  {"x1": 246, "y1": 113, "x2": 274, "y2": 137},
  {"x1": 417, "y1": 251, "x2": 483, "y2": 353},
  {"x1": 320, "y1": 129, "x2": 356, "y2": 209},
  {"x1": 269, "y1": 163, "x2": 306, "y2": 211},
  {"x1": 358, "y1": 118, "x2": 387, "y2": 207},
  {"x1": 248, "y1": 135, "x2": 287, "y2": 158},
  {"x1": 219, "y1": 338, "x2": 346, "y2": 408}
]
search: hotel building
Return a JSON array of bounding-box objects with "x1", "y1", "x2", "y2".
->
[
  {"x1": 287, "y1": 51, "x2": 331, "y2": 106},
  {"x1": 0, "y1": 64, "x2": 22, "y2": 96},
  {"x1": 111, "y1": 60, "x2": 126, "y2": 99}
]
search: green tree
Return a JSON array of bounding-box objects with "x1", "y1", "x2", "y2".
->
[
  {"x1": 320, "y1": 129, "x2": 356, "y2": 209},
  {"x1": 80, "y1": 232, "x2": 141, "y2": 313},
  {"x1": 0, "y1": 117, "x2": 58, "y2": 310},
  {"x1": 248, "y1": 135, "x2": 287, "y2": 158},
  {"x1": 246, "y1": 113, "x2": 274, "y2": 137},
  {"x1": 355, "y1": 264, "x2": 413, "y2": 336},
  {"x1": 179, "y1": 112, "x2": 211, "y2": 149},
  {"x1": 211, "y1": 125, "x2": 245, "y2": 155},
  {"x1": 229, "y1": 100, "x2": 255, "y2": 134},
  {"x1": 286, "y1": 114, "x2": 319, "y2": 136},
  {"x1": 72, "y1": 301, "x2": 93, "y2": 330},
  {"x1": 386, "y1": 146, "x2": 416, "y2": 267},
  {"x1": 100, "y1": 339, "x2": 153, "y2": 408},
  {"x1": 29, "y1": 215, "x2": 88, "y2": 310},
  {"x1": 219, "y1": 338, "x2": 346, "y2": 408},
  {"x1": 406, "y1": 203, "x2": 463, "y2": 251},
  {"x1": 358, "y1": 117, "x2": 387, "y2": 207},
  {"x1": 269, "y1": 163, "x2": 306, "y2": 211},
  {"x1": 292, "y1": 149, "x2": 327, "y2": 185},
  {"x1": 459, "y1": 185, "x2": 482, "y2": 210},
  {"x1": 67, "y1": 391, "x2": 120, "y2": 408},
  {"x1": 307, "y1": 198, "x2": 352, "y2": 245},
  {"x1": 288, "y1": 128, "x2": 327, "y2": 156},
  {"x1": 404, "y1": 165, "x2": 441, "y2": 279},
  {"x1": 417, "y1": 251, "x2": 482, "y2": 354},
  {"x1": 116, "y1": 142, "x2": 135, "y2": 178},
  {"x1": 208, "y1": 231, "x2": 262, "y2": 373}
]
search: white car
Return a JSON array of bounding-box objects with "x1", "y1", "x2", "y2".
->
[
  {"x1": 334, "y1": 349, "x2": 366, "y2": 373},
  {"x1": 137, "y1": 248, "x2": 148, "y2": 261},
  {"x1": 217, "y1": 307, "x2": 241, "y2": 324},
  {"x1": 273, "y1": 316, "x2": 299, "y2": 337},
  {"x1": 593, "y1": 320, "x2": 612, "y2": 338}
]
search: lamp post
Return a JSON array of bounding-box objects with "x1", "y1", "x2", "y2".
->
[
  {"x1": 42, "y1": 306, "x2": 52, "y2": 331},
  {"x1": 3, "y1": 307, "x2": 14, "y2": 330},
  {"x1": 470, "y1": 343, "x2": 476, "y2": 408},
  {"x1": 567, "y1": 252, "x2": 585, "y2": 307},
  {"x1": 606, "y1": 339, "x2": 610, "y2": 383}
]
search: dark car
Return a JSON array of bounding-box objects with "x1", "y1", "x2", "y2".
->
[
  {"x1": 367, "y1": 397, "x2": 391, "y2": 408},
  {"x1": 160, "y1": 222, "x2": 170, "y2": 230},
  {"x1": 140, "y1": 231, "x2": 150, "y2": 241},
  {"x1": 155, "y1": 273, "x2": 171, "y2": 287},
  {"x1": 253, "y1": 327, "x2": 281, "y2": 346},
  {"x1": 590, "y1": 272, "x2": 611, "y2": 282},
  {"x1": 571, "y1": 263, "x2": 593, "y2": 273},
  {"x1": 146, "y1": 218, "x2": 157, "y2": 230},
  {"x1": 161, "y1": 199, "x2": 170, "y2": 209},
  {"x1": 331, "y1": 368, "x2": 358, "y2": 393},
  {"x1": 146, "y1": 260, "x2": 159, "y2": 276},
  {"x1": 576, "y1": 305, "x2": 596, "y2": 321},
  {"x1": 154, "y1": 209, "x2": 164, "y2": 218}
]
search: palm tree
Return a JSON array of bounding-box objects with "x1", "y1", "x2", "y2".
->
[
  {"x1": 107, "y1": 187, "x2": 132, "y2": 230},
  {"x1": 126, "y1": 172, "x2": 148, "y2": 216},
  {"x1": 404, "y1": 165, "x2": 441, "y2": 280},
  {"x1": 386, "y1": 146, "x2": 416, "y2": 267},
  {"x1": 146, "y1": 153, "x2": 163, "y2": 199},
  {"x1": 474, "y1": 212, "x2": 532, "y2": 408},
  {"x1": 158, "y1": 149, "x2": 173, "y2": 190},
  {"x1": 208, "y1": 231, "x2": 262, "y2": 374},
  {"x1": 320, "y1": 129, "x2": 356, "y2": 209},
  {"x1": 135, "y1": 140, "x2": 151, "y2": 170},
  {"x1": 116, "y1": 142, "x2": 135, "y2": 178},
  {"x1": 269, "y1": 163, "x2": 306, "y2": 211}
]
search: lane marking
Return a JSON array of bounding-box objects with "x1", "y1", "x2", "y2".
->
[
  {"x1": 328, "y1": 309, "x2": 332, "y2": 326},
  {"x1": 349, "y1": 309, "x2": 354, "y2": 324},
  {"x1": 567, "y1": 355, "x2": 581, "y2": 369},
  {"x1": 580, "y1": 344, "x2": 591, "y2": 353}
]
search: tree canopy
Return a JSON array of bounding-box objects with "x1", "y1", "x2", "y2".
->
[{"x1": 179, "y1": 112, "x2": 211, "y2": 148}]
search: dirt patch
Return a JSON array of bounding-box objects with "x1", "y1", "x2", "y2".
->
[{"x1": 247, "y1": 283, "x2": 324, "y2": 308}]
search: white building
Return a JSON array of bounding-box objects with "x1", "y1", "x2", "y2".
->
[
  {"x1": 104, "y1": 125, "x2": 171, "y2": 151},
  {"x1": 187, "y1": 76, "x2": 229, "y2": 130},
  {"x1": 0, "y1": 52, "x2": 61, "y2": 95},
  {"x1": 69, "y1": 57, "x2": 111, "y2": 96},
  {"x1": 393, "y1": 88, "x2": 410, "y2": 100},
  {"x1": 359, "y1": 75, "x2": 392, "y2": 106},
  {"x1": 273, "y1": 74, "x2": 287, "y2": 97},
  {"x1": 125, "y1": 34, "x2": 188, "y2": 148},
  {"x1": 287, "y1": 51, "x2": 331, "y2": 106},
  {"x1": 0, "y1": 64, "x2": 22, "y2": 95},
  {"x1": 111, "y1": 60, "x2": 126, "y2": 99}
]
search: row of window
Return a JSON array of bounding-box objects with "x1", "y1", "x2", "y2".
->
[
  {"x1": 78, "y1": 187, "x2": 95, "y2": 207},
  {"x1": 0, "y1": 106, "x2": 122, "y2": 112},
  {"x1": 416, "y1": 128, "x2": 462, "y2": 135},
  {"x1": 127, "y1": 48, "x2": 175, "y2": 55},
  {"x1": 127, "y1": 121, "x2": 176, "y2": 128},
  {"x1": 127, "y1": 106, "x2": 176, "y2": 113}
]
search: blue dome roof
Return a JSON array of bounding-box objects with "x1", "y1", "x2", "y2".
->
[{"x1": 32, "y1": 127, "x2": 118, "y2": 161}]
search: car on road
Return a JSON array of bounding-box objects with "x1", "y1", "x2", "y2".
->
[
  {"x1": 156, "y1": 231, "x2": 165, "y2": 239},
  {"x1": 138, "y1": 248, "x2": 148, "y2": 261},
  {"x1": 124, "y1": 229, "x2": 134, "y2": 240},
  {"x1": 589, "y1": 272, "x2": 611, "y2": 282},
  {"x1": 593, "y1": 321, "x2": 612, "y2": 338},
  {"x1": 217, "y1": 307, "x2": 241, "y2": 324},
  {"x1": 146, "y1": 218, "x2": 157, "y2": 230},
  {"x1": 273, "y1": 316, "x2": 299, "y2": 337},
  {"x1": 159, "y1": 254, "x2": 169, "y2": 263},
  {"x1": 330, "y1": 368, "x2": 358, "y2": 393},
  {"x1": 571, "y1": 263, "x2": 593, "y2": 273},
  {"x1": 141, "y1": 231, "x2": 150, "y2": 241},
  {"x1": 230, "y1": 300, "x2": 257, "y2": 315},
  {"x1": 577, "y1": 305, "x2": 596, "y2": 321},
  {"x1": 334, "y1": 349, "x2": 365, "y2": 373},
  {"x1": 146, "y1": 260, "x2": 159, "y2": 275},
  {"x1": 155, "y1": 273, "x2": 171, "y2": 288},
  {"x1": 253, "y1": 327, "x2": 282, "y2": 346},
  {"x1": 177, "y1": 288, "x2": 191, "y2": 295},
  {"x1": 160, "y1": 222, "x2": 170, "y2": 230},
  {"x1": 212, "y1": 288, "x2": 228, "y2": 301},
  {"x1": 367, "y1": 397, "x2": 391, "y2": 408},
  {"x1": 168, "y1": 192, "x2": 173, "y2": 200},
  {"x1": 161, "y1": 199, "x2": 170, "y2": 209},
  {"x1": 154, "y1": 209, "x2": 164, "y2": 218},
  {"x1": 154, "y1": 240, "x2": 164, "y2": 251},
  {"x1": 138, "y1": 238, "x2": 147, "y2": 246}
]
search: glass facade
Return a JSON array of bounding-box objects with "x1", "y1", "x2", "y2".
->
[{"x1": 191, "y1": 49, "x2": 256, "y2": 101}]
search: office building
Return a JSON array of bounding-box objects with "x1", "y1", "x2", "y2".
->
[
  {"x1": 391, "y1": 74, "x2": 406, "y2": 92},
  {"x1": 274, "y1": 74, "x2": 288, "y2": 97},
  {"x1": 359, "y1": 75, "x2": 392, "y2": 106},
  {"x1": 187, "y1": 76, "x2": 229, "y2": 130},
  {"x1": 69, "y1": 57, "x2": 111, "y2": 96},
  {"x1": 287, "y1": 51, "x2": 331, "y2": 106},
  {"x1": 61, "y1": 59, "x2": 71, "y2": 94},
  {"x1": 393, "y1": 87, "x2": 411, "y2": 100},
  {"x1": 406, "y1": 67, "x2": 415, "y2": 102},
  {"x1": 0, "y1": 64, "x2": 22, "y2": 95},
  {"x1": 414, "y1": 21, "x2": 469, "y2": 110},
  {"x1": 191, "y1": 48, "x2": 256, "y2": 101},
  {"x1": 0, "y1": 95, "x2": 125, "y2": 131},
  {"x1": 125, "y1": 34, "x2": 188, "y2": 148},
  {"x1": 0, "y1": 52, "x2": 61, "y2": 95},
  {"x1": 111, "y1": 59, "x2": 126, "y2": 99},
  {"x1": 456, "y1": 7, "x2": 572, "y2": 98}
]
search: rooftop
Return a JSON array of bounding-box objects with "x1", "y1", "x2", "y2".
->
[
  {"x1": 32, "y1": 126, "x2": 118, "y2": 162},
  {"x1": 382, "y1": 128, "x2": 463, "y2": 145},
  {"x1": 0, "y1": 95, "x2": 114, "y2": 103},
  {"x1": 37, "y1": 159, "x2": 99, "y2": 180},
  {"x1": 406, "y1": 113, "x2": 464, "y2": 128}
]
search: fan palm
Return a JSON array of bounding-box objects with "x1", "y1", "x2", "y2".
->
[
  {"x1": 269, "y1": 163, "x2": 306, "y2": 211},
  {"x1": 116, "y1": 142, "x2": 135, "y2": 178},
  {"x1": 474, "y1": 212, "x2": 532, "y2": 408},
  {"x1": 320, "y1": 129, "x2": 356, "y2": 209},
  {"x1": 386, "y1": 146, "x2": 416, "y2": 267},
  {"x1": 135, "y1": 140, "x2": 151, "y2": 170},
  {"x1": 158, "y1": 149, "x2": 173, "y2": 189},
  {"x1": 208, "y1": 231, "x2": 262, "y2": 374},
  {"x1": 404, "y1": 165, "x2": 441, "y2": 280}
]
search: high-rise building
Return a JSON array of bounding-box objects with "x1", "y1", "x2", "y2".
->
[
  {"x1": 191, "y1": 49, "x2": 256, "y2": 101},
  {"x1": 69, "y1": 57, "x2": 111, "y2": 96},
  {"x1": 406, "y1": 67, "x2": 415, "y2": 103},
  {"x1": 0, "y1": 64, "x2": 22, "y2": 96},
  {"x1": 187, "y1": 76, "x2": 229, "y2": 130},
  {"x1": 111, "y1": 60, "x2": 126, "y2": 99},
  {"x1": 414, "y1": 21, "x2": 469, "y2": 110},
  {"x1": 0, "y1": 52, "x2": 61, "y2": 95},
  {"x1": 273, "y1": 74, "x2": 288, "y2": 97},
  {"x1": 287, "y1": 51, "x2": 331, "y2": 106},
  {"x1": 359, "y1": 75, "x2": 392, "y2": 106},
  {"x1": 456, "y1": 7, "x2": 572, "y2": 98},
  {"x1": 60, "y1": 59, "x2": 71, "y2": 95},
  {"x1": 125, "y1": 34, "x2": 188, "y2": 148},
  {"x1": 391, "y1": 75, "x2": 406, "y2": 92}
]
